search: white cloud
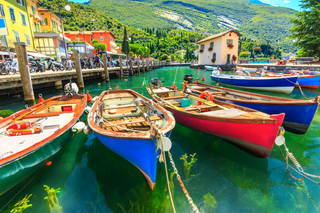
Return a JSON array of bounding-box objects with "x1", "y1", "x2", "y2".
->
[{"x1": 284, "y1": 0, "x2": 290, "y2": 3}]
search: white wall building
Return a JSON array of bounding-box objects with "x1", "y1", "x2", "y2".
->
[{"x1": 196, "y1": 30, "x2": 242, "y2": 65}]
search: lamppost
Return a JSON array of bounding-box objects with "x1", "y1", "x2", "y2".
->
[
  {"x1": 83, "y1": 19, "x2": 95, "y2": 57},
  {"x1": 57, "y1": 0, "x2": 70, "y2": 60}
]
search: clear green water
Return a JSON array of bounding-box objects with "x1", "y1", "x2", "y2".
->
[{"x1": 0, "y1": 67, "x2": 320, "y2": 213}]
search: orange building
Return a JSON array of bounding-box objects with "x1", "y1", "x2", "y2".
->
[{"x1": 64, "y1": 31, "x2": 118, "y2": 54}]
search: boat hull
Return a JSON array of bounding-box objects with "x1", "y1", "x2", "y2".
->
[
  {"x1": 152, "y1": 97, "x2": 284, "y2": 157},
  {"x1": 0, "y1": 127, "x2": 73, "y2": 196},
  {"x1": 297, "y1": 75, "x2": 320, "y2": 89},
  {"x1": 94, "y1": 131, "x2": 171, "y2": 190},
  {"x1": 210, "y1": 75, "x2": 297, "y2": 93}
]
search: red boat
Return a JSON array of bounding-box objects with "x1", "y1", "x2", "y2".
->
[{"x1": 147, "y1": 84, "x2": 284, "y2": 157}]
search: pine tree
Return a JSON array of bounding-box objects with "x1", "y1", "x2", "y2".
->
[
  {"x1": 290, "y1": 0, "x2": 320, "y2": 56},
  {"x1": 121, "y1": 26, "x2": 129, "y2": 56}
]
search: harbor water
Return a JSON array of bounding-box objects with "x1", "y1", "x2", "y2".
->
[{"x1": 0, "y1": 66, "x2": 319, "y2": 212}]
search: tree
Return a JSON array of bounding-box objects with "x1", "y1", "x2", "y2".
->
[
  {"x1": 254, "y1": 47, "x2": 262, "y2": 54},
  {"x1": 290, "y1": 0, "x2": 320, "y2": 56},
  {"x1": 91, "y1": 40, "x2": 106, "y2": 52},
  {"x1": 121, "y1": 26, "x2": 129, "y2": 56},
  {"x1": 159, "y1": 54, "x2": 168, "y2": 60},
  {"x1": 144, "y1": 48, "x2": 150, "y2": 58}
]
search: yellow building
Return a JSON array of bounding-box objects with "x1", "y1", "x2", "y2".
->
[
  {"x1": 26, "y1": 0, "x2": 41, "y2": 32},
  {"x1": 0, "y1": 0, "x2": 36, "y2": 59}
]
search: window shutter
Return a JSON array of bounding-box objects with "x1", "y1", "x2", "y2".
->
[
  {"x1": 226, "y1": 39, "x2": 228, "y2": 45},
  {"x1": 231, "y1": 39, "x2": 233, "y2": 45},
  {"x1": 21, "y1": 0, "x2": 25, "y2": 6},
  {"x1": 45, "y1": 18, "x2": 48, "y2": 25}
]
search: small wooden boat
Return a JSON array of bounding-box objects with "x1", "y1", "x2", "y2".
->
[
  {"x1": 0, "y1": 94, "x2": 87, "y2": 195},
  {"x1": 210, "y1": 72, "x2": 298, "y2": 93},
  {"x1": 87, "y1": 89, "x2": 175, "y2": 190},
  {"x1": 205, "y1": 66, "x2": 220, "y2": 71},
  {"x1": 187, "y1": 82, "x2": 320, "y2": 134},
  {"x1": 147, "y1": 84, "x2": 284, "y2": 158}
]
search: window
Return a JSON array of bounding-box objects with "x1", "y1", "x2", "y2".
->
[
  {"x1": 21, "y1": 13, "x2": 26, "y2": 26},
  {"x1": 25, "y1": 34, "x2": 30, "y2": 46},
  {"x1": 16, "y1": 0, "x2": 25, "y2": 6},
  {"x1": 31, "y1": 5, "x2": 35, "y2": 15},
  {"x1": 0, "y1": 4, "x2": 4, "y2": 17},
  {"x1": 210, "y1": 42, "x2": 214, "y2": 48},
  {"x1": 100, "y1": 36, "x2": 104, "y2": 41},
  {"x1": 200, "y1": 44, "x2": 204, "y2": 49},
  {"x1": 227, "y1": 39, "x2": 233, "y2": 45},
  {"x1": 13, "y1": 31, "x2": 20, "y2": 42},
  {"x1": 75, "y1": 38, "x2": 80, "y2": 42},
  {"x1": 9, "y1": 7, "x2": 15, "y2": 21}
]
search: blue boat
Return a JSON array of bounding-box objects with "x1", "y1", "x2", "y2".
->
[
  {"x1": 88, "y1": 89, "x2": 175, "y2": 190},
  {"x1": 187, "y1": 82, "x2": 319, "y2": 134},
  {"x1": 210, "y1": 72, "x2": 298, "y2": 93},
  {"x1": 296, "y1": 74, "x2": 320, "y2": 89}
]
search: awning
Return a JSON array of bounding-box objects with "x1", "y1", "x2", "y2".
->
[
  {"x1": 27, "y1": 51, "x2": 49, "y2": 58},
  {"x1": 98, "y1": 51, "x2": 125, "y2": 56},
  {"x1": 0, "y1": 51, "x2": 16, "y2": 56}
]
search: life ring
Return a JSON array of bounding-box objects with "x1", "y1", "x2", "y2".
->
[
  {"x1": 290, "y1": 73, "x2": 296, "y2": 75},
  {"x1": 279, "y1": 60, "x2": 284, "y2": 65},
  {"x1": 198, "y1": 91, "x2": 208, "y2": 105},
  {"x1": 6, "y1": 122, "x2": 34, "y2": 131},
  {"x1": 6, "y1": 127, "x2": 41, "y2": 136},
  {"x1": 5, "y1": 122, "x2": 40, "y2": 136},
  {"x1": 303, "y1": 70, "x2": 310, "y2": 74}
]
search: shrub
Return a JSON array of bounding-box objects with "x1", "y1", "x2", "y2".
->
[{"x1": 208, "y1": 47, "x2": 213, "y2": 51}]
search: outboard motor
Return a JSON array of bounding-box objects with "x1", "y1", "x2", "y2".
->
[
  {"x1": 212, "y1": 70, "x2": 220, "y2": 76},
  {"x1": 183, "y1": 74, "x2": 193, "y2": 83},
  {"x1": 151, "y1": 77, "x2": 160, "y2": 87},
  {"x1": 64, "y1": 79, "x2": 79, "y2": 98}
]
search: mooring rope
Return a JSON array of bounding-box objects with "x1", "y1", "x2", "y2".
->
[
  {"x1": 283, "y1": 75, "x2": 314, "y2": 99},
  {"x1": 158, "y1": 132, "x2": 200, "y2": 213},
  {"x1": 276, "y1": 127, "x2": 320, "y2": 184}
]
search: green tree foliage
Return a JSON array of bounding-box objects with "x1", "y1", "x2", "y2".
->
[
  {"x1": 121, "y1": 26, "x2": 129, "y2": 55},
  {"x1": 159, "y1": 53, "x2": 168, "y2": 60},
  {"x1": 290, "y1": 0, "x2": 320, "y2": 56},
  {"x1": 91, "y1": 40, "x2": 106, "y2": 52}
]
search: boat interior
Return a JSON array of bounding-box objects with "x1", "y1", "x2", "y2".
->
[
  {"x1": 95, "y1": 91, "x2": 170, "y2": 133},
  {"x1": 0, "y1": 96, "x2": 83, "y2": 161},
  {"x1": 187, "y1": 84, "x2": 276, "y2": 102},
  {"x1": 151, "y1": 87, "x2": 272, "y2": 120}
]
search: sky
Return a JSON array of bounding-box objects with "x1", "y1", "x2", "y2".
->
[{"x1": 259, "y1": 0, "x2": 302, "y2": 10}]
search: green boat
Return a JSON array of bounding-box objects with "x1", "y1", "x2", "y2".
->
[{"x1": 0, "y1": 94, "x2": 87, "y2": 196}]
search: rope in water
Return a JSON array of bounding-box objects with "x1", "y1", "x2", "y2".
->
[
  {"x1": 283, "y1": 75, "x2": 314, "y2": 99},
  {"x1": 158, "y1": 131, "x2": 200, "y2": 213},
  {"x1": 276, "y1": 127, "x2": 320, "y2": 184}
]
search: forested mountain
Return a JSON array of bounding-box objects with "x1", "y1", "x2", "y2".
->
[
  {"x1": 87, "y1": 0, "x2": 297, "y2": 51},
  {"x1": 38, "y1": 0, "x2": 150, "y2": 42}
]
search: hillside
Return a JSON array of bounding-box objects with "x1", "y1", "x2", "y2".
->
[
  {"x1": 38, "y1": 0, "x2": 150, "y2": 43},
  {"x1": 87, "y1": 0, "x2": 296, "y2": 47}
]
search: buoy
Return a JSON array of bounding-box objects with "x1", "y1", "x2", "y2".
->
[
  {"x1": 172, "y1": 83, "x2": 177, "y2": 89},
  {"x1": 117, "y1": 88, "x2": 119, "y2": 90},
  {"x1": 46, "y1": 161, "x2": 52, "y2": 166},
  {"x1": 201, "y1": 76, "x2": 205, "y2": 81},
  {"x1": 159, "y1": 137, "x2": 172, "y2": 151},
  {"x1": 83, "y1": 125, "x2": 92, "y2": 135},
  {"x1": 198, "y1": 67, "x2": 200, "y2": 71},
  {"x1": 86, "y1": 91, "x2": 92, "y2": 102},
  {"x1": 84, "y1": 106, "x2": 92, "y2": 114},
  {"x1": 38, "y1": 94, "x2": 44, "y2": 104},
  {"x1": 72, "y1": 122, "x2": 85, "y2": 133},
  {"x1": 196, "y1": 79, "x2": 199, "y2": 83},
  {"x1": 233, "y1": 69, "x2": 236, "y2": 72},
  {"x1": 220, "y1": 69, "x2": 222, "y2": 72},
  {"x1": 97, "y1": 83, "x2": 101, "y2": 86},
  {"x1": 204, "y1": 69, "x2": 206, "y2": 71}
]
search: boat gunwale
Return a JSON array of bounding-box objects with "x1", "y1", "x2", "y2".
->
[
  {"x1": 211, "y1": 74, "x2": 298, "y2": 82},
  {"x1": 188, "y1": 82, "x2": 320, "y2": 106},
  {"x1": 147, "y1": 86, "x2": 281, "y2": 124},
  {"x1": 88, "y1": 89, "x2": 175, "y2": 139},
  {"x1": 0, "y1": 94, "x2": 87, "y2": 167}
]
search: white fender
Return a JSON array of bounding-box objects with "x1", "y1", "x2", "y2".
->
[{"x1": 72, "y1": 122, "x2": 85, "y2": 133}]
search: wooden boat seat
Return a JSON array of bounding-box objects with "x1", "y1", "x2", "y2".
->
[
  {"x1": 190, "y1": 86, "x2": 207, "y2": 90},
  {"x1": 103, "y1": 115, "x2": 162, "y2": 128},
  {"x1": 162, "y1": 96, "x2": 185, "y2": 100},
  {"x1": 103, "y1": 103, "x2": 142, "y2": 110},
  {"x1": 209, "y1": 92, "x2": 227, "y2": 95},
  {"x1": 23, "y1": 111, "x2": 75, "y2": 119},
  {"x1": 166, "y1": 100, "x2": 181, "y2": 106},
  {"x1": 103, "y1": 92, "x2": 135, "y2": 99},
  {"x1": 184, "y1": 105, "x2": 219, "y2": 111}
]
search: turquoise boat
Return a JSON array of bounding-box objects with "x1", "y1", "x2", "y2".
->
[
  {"x1": 88, "y1": 89, "x2": 175, "y2": 190},
  {"x1": 0, "y1": 94, "x2": 87, "y2": 195}
]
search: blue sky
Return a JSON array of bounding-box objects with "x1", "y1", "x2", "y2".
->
[{"x1": 260, "y1": 0, "x2": 301, "y2": 10}]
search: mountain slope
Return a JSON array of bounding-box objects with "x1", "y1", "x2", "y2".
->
[{"x1": 88, "y1": 0, "x2": 296, "y2": 45}]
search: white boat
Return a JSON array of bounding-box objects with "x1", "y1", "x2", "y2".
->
[
  {"x1": 236, "y1": 66, "x2": 258, "y2": 72},
  {"x1": 205, "y1": 66, "x2": 220, "y2": 71}
]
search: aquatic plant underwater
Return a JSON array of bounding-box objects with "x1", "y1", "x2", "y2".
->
[
  {"x1": 180, "y1": 153, "x2": 198, "y2": 179},
  {"x1": 43, "y1": 185, "x2": 62, "y2": 213},
  {"x1": 7, "y1": 195, "x2": 32, "y2": 213}
]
